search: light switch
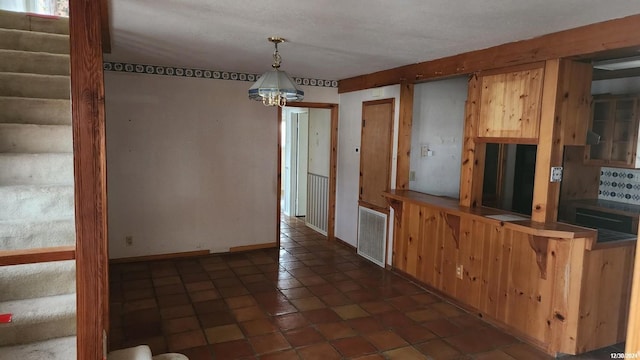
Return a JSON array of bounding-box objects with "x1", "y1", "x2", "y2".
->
[
  {"x1": 550, "y1": 166, "x2": 563, "y2": 182},
  {"x1": 421, "y1": 145, "x2": 429, "y2": 157}
]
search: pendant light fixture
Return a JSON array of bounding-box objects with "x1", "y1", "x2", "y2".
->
[{"x1": 248, "y1": 37, "x2": 304, "y2": 107}]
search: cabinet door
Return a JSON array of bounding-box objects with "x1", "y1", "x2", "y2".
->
[
  {"x1": 586, "y1": 96, "x2": 639, "y2": 167},
  {"x1": 477, "y1": 67, "x2": 544, "y2": 141},
  {"x1": 611, "y1": 98, "x2": 638, "y2": 164},
  {"x1": 588, "y1": 99, "x2": 613, "y2": 163}
]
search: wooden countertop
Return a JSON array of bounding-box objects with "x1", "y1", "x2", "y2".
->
[{"x1": 384, "y1": 190, "x2": 596, "y2": 240}]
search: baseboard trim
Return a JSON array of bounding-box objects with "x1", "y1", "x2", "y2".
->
[
  {"x1": 335, "y1": 237, "x2": 357, "y2": 253},
  {"x1": 109, "y1": 250, "x2": 210, "y2": 264},
  {"x1": 230, "y1": 242, "x2": 278, "y2": 252}
]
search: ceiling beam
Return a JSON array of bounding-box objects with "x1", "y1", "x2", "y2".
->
[
  {"x1": 100, "y1": 0, "x2": 111, "y2": 53},
  {"x1": 338, "y1": 13, "x2": 640, "y2": 93}
]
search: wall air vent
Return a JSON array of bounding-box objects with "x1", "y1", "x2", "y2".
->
[{"x1": 357, "y1": 206, "x2": 387, "y2": 267}]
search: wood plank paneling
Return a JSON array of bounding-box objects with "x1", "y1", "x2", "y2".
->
[
  {"x1": 458, "y1": 218, "x2": 484, "y2": 308},
  {"x1": 531, "y1": 60, "x2": 562, "y2": 223},
  {"x1": 388, "y1": 192, "x2": 634, "y2": 355},
  {"x1": 69, "y1": 0, "x2": 108, "y2": 358},
  {"x1": 560, "y1": 147, "x2": 601, "y2": 200},
  {"x1": 405, "y1": 203, "x2": 422, "y2": 277},
  {"x1": 550, "y1": 238, "x2": 586, "y2": 353},
  {"x1": 459, "y1": 75, "x2": 483, "y2": 208},
  {"x1": 494, "y1": 227, "x2": 513, "y2": 326},
  {"x1": 396, "y1": 82, "x2": 414, "y2": 190},
  {"x1": 557, "y1": 62, "x2": 593, "y2": 145},
  {"x1": 338, "y1": 14, "x2": 640, "y2": 93},
  {"x1": 99, "y1": 0, "x2": 110, "y2": 53},
  {"x1": 477, "y1": 67, "x2": 544, "y2": 140},
  {"x1": 479, "y1": 223, "x2": 500, "y2": 318},
  {"x1": 440, "y1": 212, "x2": 459, "y2": 297},
  {"x1": 578, "y1": 245, "x2": 635, "y2": 352},
  {"x1": 392, "y1": 202, "x2": 409, "y2": 271},
  {"x1": 558, "y1": 146, "x2": 601, "y2": 222},
  {"x1": 626, "y1": 234, "x2": 640, "y2": 353}
]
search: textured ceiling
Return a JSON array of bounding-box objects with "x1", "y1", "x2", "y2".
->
[{"x1": 104, "y1": 0, "x2": 640, "y2": 81}]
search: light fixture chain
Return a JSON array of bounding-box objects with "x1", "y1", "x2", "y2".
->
[{"x1": 272, "y1": 42, "x2": 282, "y2": 69}]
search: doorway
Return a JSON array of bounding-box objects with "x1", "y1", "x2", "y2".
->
[
  {"x1": 277, "y1": 102, "x2": 339, "y2": 242},
  {"x1": 282, "y1": 106, "x2": 332, "y2": 234}
]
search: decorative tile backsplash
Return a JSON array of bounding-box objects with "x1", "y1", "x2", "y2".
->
[
  {"x1": 599, "y1": 167, "x2": 640, "y2": 205},
  {"x1": 103, "y1": 61, "x2": 338, "y2": 88}
]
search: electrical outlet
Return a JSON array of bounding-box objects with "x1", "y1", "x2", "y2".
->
[
  {"x1": 550, "y1": 166, "x2": 563, "y2": 182},
  {"x1": 125, "y1": 236, "x2": 133, "y2": 246},
  {"x1": 409, "y1": 171, "x2": 416, "y2": 181},
  {"x1": 456, "y1": 265, "x2": 463, "y2": 279}
]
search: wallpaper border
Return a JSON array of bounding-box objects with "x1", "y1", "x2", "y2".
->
[{"x1": 103, "y1": 61, "x2": 338, "y2": 88}]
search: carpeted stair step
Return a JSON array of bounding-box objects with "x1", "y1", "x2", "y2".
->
[
  {"x1": 0, "y1": 10, "x2": 69, "y2": 35},
  {"x1": 0, "y1": 96, "x2": 71, "y2": 125},
  {"x1": 0, "y1": 261, "x2": 75, "y2": 302},
  {"x1": 0, "y1": 49, "x2": 69, "y2": 75},
  {"x1": 0, "y1": 154, "x2": 73, "y2": 185},
  {"x1": 0, "y1": 293, "x2": 76, "y2": 346},
  {"x1": 0, "y1": 218, "x2": 75, "y2": 250},
  {"x1": 0, "y1": 28, "x2": 69, "y2": 54},
  {"x1": 0, "y1": 72, "x2": 69, "y2": 99},
  {"x1": 0, "y1": 336, "x2": 76, "y2": 360},
  {"x1": 0, "y1": 124, "x2": 72, "y2": 153},
  {"x1": 0, "y1": 185, "x2": 74, "y2": 221}
]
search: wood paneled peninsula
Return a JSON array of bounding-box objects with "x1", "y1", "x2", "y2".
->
[{"x1": 384, "y1": 190, "x2": 635, "y2": 356}]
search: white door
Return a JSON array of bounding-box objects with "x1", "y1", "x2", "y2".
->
[
  {"x1": 295, "y1": 112, "x2": 308, "y2": 216},
  {"x1": 283, "y1": 109, "x2": 309, "y2": 217}
]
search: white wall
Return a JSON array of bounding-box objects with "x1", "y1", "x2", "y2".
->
[
  {"x1": 592, "y1": 76, "x2": 640, "y2": 94},
  {"x1": 105, "y1": 71, "x2": 337, "y2": 259},
  {"x1": 336, "y1": 85, "x2": 400, "y2": 258},
  {"x1": 409, "y1": 77, "x2": 467, "y2": 198},
  {"x1": 308, "y1": 108, "x2": 331, "y2": 177}
]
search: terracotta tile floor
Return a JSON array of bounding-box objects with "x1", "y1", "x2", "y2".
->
[{"x1": 109, "y1": 215, "x2": 624, "y2": 359}]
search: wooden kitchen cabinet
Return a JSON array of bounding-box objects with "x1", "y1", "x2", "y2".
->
[
  {"x1": 477, "y1": 65, "x2": 544, "y2": 142},
  {"x1": 386, "y1": 190, "x2": 634, "y2": 356},
  {"x1": 586, "y1": 95, "x2": 640, "y2": 168}
]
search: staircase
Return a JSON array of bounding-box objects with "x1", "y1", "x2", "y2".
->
[{"x1": 0, "y1": 10, "x2": 77, "y2": 359}]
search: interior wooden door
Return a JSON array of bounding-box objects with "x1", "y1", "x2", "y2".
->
[{"x1": 360, "y1": 99, "x2": 394, "y2": 209}]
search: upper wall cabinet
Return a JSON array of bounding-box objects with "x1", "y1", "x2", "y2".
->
[
  {"x1": 586, "y1": 95, "x2": 640, "y2": 168},
  {"x1": 477, "y1": 66, "x2": 544, "y2": 142}
]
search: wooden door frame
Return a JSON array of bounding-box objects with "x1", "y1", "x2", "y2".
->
[
  {"x1": 69, "y1": 0, "x2": 109, "y2": 359},
  {"x1": 359, "y1": 98, "x2": 395, "y2": 213},
  {"x1": 277, "y1": 102, "x2": 339, "y2": 244}
]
